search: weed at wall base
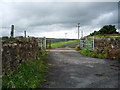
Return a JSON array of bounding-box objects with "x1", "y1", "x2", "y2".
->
[
  {"x1": 2, "y1": 54, "x2": 48, "y2": 88},
  {"x1": 78, "y1": 49, "x2": 108, "y2": 59}
]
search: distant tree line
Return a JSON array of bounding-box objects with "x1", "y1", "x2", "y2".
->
[{"x1": 90, "y1": 25, "x2": 119, "y2": 36}]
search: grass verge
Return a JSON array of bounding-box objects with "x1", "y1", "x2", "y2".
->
[
  {"x1": 50, "y1": 40, "x2": 78, "y2": 48},
  {"x1": 78, "y1": 49, "x2": 108, "y2": 59},
  {"x1": 2, "y1": 52, "x2": 48, "y2": 88}
]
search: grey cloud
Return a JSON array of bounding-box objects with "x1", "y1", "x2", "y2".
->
[{"x1": 1, "y1": 2, "x2": 118, "y2": 37}]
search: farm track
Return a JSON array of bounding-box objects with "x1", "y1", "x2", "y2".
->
[
  {"x1": 57, "y1": 42, "x2": 79, "y2": 48},
  {"x1": 43, "y1": 43, "x2": 119, "y2": 88}
]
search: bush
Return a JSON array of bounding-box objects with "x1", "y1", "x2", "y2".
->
[{"x1": 90, "y1": 25, "x2": 119, "y2": 36}]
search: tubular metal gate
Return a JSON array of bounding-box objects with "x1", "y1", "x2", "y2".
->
[{"x1": 80, "y1": 37, "x2": 94, "y2": 51}]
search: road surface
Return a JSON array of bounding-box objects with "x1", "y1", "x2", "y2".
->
[{"x1": 43, "y1": 43, "x2": 119, "y2": 88}]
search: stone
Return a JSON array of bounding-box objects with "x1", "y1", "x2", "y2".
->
[
  {"x1": 2, "y1": 37, "x2": 42, "y2": 75},
  {"x1": 94, "y1": 37, "x2": 120, "y2": 60}
]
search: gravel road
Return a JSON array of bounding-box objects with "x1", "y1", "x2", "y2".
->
[{"x1": 43, "y1": 43, "x2": 119, "y2": 88}]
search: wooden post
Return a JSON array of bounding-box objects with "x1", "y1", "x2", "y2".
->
[
  {"x1": 10, "y1": 25, "x2": 14, "y2": 37},
  {"x1": 24, "y1": 31, "x2": 26, "y2": 37}
]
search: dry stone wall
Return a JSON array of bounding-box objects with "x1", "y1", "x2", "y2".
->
[
  {"x1": 94, "y1": 37, "x2": 120, "y2": 60},
  {"x1": 2, "y1": 37, "x2": 42, "y2": 75}
]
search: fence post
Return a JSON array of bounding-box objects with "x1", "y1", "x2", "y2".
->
[
  {"x1": 24, "y1": 31, "x2": 26, "y2": 38},
  {"x1": 43, "y1": 37, "x2": 46, "y2": 49}
]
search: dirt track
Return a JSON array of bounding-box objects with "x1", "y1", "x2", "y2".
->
[
  {"x1": 58, "y1": 42, "x2": 79, "y2": 48},
  {"x1": 43, "y1": 43, "x2": 119, "y2": 88}
]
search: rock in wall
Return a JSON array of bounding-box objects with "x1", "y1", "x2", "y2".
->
[
  {"x1": 2, "y1": 37, "x2": 42, "y2": 75},
  {"x1": 94, "y1": 37, "x2": 120, "y2": 60}
]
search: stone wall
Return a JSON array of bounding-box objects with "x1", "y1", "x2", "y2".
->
[
  {"x1": 2, "y1": 37, "x2": 42, "y2": 75},
  {"x1": 94, "y1": 37, "x2": 120, "y2": 60}
]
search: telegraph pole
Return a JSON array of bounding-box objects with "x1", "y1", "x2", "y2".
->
[
  {"x1": 10, "y1": 25, "x2": 14, "y2": 37},
  {"x1": 24, "y1": 31, "x2": 26, "y2": 37},
  {"x1": 65, "y1": 33, "x2": 67, "y2": 42},
  {"x1": 76, "y1": 23, "x2": 80, "y2": 40}
]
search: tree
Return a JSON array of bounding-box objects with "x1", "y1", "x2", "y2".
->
[{"x1": 90, "y1": 25, "x2": 119, "y2": 36}]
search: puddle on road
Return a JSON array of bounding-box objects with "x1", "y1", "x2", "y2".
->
[
  {"x1": 110, "y1": 68, "x2": 120, "y2": 71},
  {"x1": 95, "y1": 73, "x2": 105, "y2": 77},
  {"x1": 85, "y1": 64, "x2": 94, "y2": 68},
  {"x1": 110, "y1": 64, "x2": 120, "y2": 71},
  {"x1": 110, "y1": 64, "x2": 120, "y2": 68}
]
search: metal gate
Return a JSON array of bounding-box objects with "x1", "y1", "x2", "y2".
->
[{"x1": 80, "y1": 36, "x2": 94, "y2": 51}]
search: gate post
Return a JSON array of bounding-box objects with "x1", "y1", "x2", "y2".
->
[
  {"x1": 43, "y1": 37, "x2": 46, "y2": 50},
  {"x1": 92, "y1": 36, "x2": 94, "y2": 51}
]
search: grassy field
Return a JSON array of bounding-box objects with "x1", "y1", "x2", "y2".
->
[
  {"x1": 50, "y1": 40, "x2": 79, "y2": 48},
  {"x1": 2, "y1": 52, "x2": 48, "y2": 88}
]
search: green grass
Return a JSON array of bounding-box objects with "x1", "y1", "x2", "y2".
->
[
  {"x1": 50, "y1": 40, "x2": 78, "y2": 48},
  {"x1": 2, "y1": 52, "x2": 48, "y2": 88},
  {"x1": 75, "y1": 45, "x2": 80, "y2": 50},
  {"x1": 78, "y1": 49, "x2": 108, "y2": 59}
]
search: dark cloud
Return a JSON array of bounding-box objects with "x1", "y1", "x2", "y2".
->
[{"x1": 1, "y1": 2, "x2": 118, "y2": 38}]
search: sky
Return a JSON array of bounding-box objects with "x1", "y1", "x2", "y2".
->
[{"x1": 0, "y1": 1, "x2": 119, "y2": 39}]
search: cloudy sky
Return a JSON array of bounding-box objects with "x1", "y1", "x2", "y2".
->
[{"x1": 0, "y1": 1, "x2": 119, "y2": 39}]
